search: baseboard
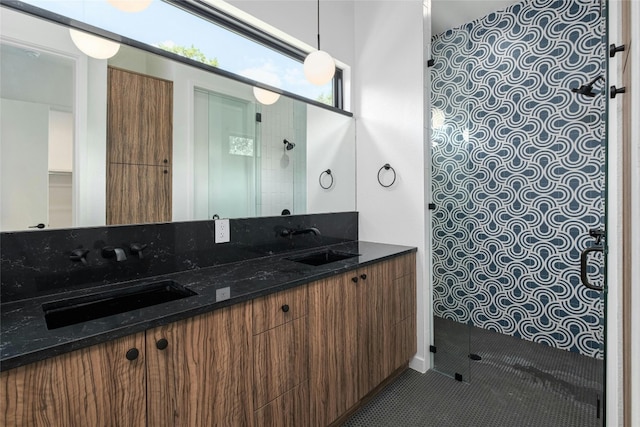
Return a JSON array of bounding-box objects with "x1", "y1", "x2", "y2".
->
[{"x1": 409, "y1": 355, "x2": 427, "y2": 373}]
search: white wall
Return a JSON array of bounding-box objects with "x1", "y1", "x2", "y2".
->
[
  {"x1": 306, "y1": 105, "x2": 356, "y2": 213},
  {"x1": 353, "y1": 1, "x2": 427, "y2": 371}
]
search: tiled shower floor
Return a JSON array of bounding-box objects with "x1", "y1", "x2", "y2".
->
[{"x1": 342, "y1": 317, "x2": 603, "y2": 427}]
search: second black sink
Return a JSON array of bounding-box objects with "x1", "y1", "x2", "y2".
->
[
  {"x1": 287, "y1": 250, "x2": 359, "y2": 266},
  {"x1": 43, "y1": 280, "x2": 197, "y2": 330}
]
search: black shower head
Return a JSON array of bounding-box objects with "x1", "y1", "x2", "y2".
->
[
  {"x1": 283, "y1": 139, "x2": 295, "y2": 150},
  {"x1": 571, "y1": 75, "x2": 604, "y2": 97}
]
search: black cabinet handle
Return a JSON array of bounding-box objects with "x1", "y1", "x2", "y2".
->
[
  {"x1": 28, "y1": 223, "x2": 45, "y2": 229},
  {"x1": 126, "y1": 348, "x2": 139, "y2": 361},
  {"x1": 351, "y1": 277, "x2": 358, "y2": 283},
  {"x1": 156, "y1": 338, "x2": 168, "y2": 350},
  {"x1": 281, "y1": 304, "x2": 290, "y2": 313},
  {"x1": 360, "y1": 274, "x2": 367, "y2": 280}
]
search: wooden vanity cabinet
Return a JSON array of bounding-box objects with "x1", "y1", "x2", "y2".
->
[
  {"x1": 146, "y1": 302, "x2": 254, "y2": 426},
  {"x1": 0, "y1": 332, "x2": 147, "y2": 426},
  {"x1": 252, "y1": 285, "x2": 309, "y2": 427},
  {"x1": 0, "y1": 253, "x2": 415, "y2": 427},
  {"x1": 0, "y1": 302, "x2": 253, "y2": 427},
  {"x1": 309, "y1": 253, "x2": 417, "y2": 426}
]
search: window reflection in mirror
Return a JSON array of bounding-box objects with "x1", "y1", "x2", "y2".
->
[{"x1": 20, "y1": 0, "x2": 335, "y2": 105}]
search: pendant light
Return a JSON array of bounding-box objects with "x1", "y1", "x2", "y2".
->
[
  {"x1": 107, "y1": 0, "x2": 152, "y2": 13},
  {"x1": 253, "y1": 87, "x2": 280, "y2": 105},
  {"x1": 303, "y1": 0, "x2": 335, "y2": 86},
  {"x1": 69, "y1": 28, "x2": 120, "y2": 59}
]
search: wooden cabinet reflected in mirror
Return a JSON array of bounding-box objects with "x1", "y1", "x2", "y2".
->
[{"x1": 106, "y1": 67, "x2": 173, "y2": 225}]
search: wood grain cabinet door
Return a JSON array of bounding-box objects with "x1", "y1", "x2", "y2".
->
[
  {"x1": 357, "y1": 260, "x2": 393, "y2": 398},
  {"x1": 107, "y1": 163, "x2": 171, "y2": 225},
  {"x1": 308, "y1": 273, "x2": 359, "y2": 427},
  {"x1": 145, "y1": 302, "x2": 254, "y2": 427},
  {"x1": 360, "y1": 253, "x2": 417, "y2": 393},
  {"x1": 107, "y1": 67, "x2": 172, "y2": 166},
  {"x1": 389, "y1": 253, "x2": 417, "y2": 370},
  {"x1": 0, "y1": 332, "x2": 146, "y2": 427}
]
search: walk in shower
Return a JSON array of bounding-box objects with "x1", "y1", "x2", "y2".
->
[
  {"x1": 193, "y1": 90, "x2": 307, "y2": 219},
  {"x1": 430, "y1": 0, "x2": 606, "y2": 424}
]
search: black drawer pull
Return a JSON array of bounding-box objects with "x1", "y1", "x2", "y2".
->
[
  {"x1": 126, "y1": 348, "x2": 139, "y2": 361},
  {"x1": 281, "y1": 304, "x2": 290, "y2": 313},
  {"x1": 351, "y1": 277, "x2": 358, "y2": 283},
  {"x1": 360, "y1": 274, "x2": 367, "y2": 280},
  {"x1": 156, "y1": 338, "x2": 169, "y2": 350}
]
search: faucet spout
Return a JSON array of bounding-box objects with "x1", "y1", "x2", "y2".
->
[
  {"x1": 102, "y1": 246, "x2": 127, "y2": 262},
  {"x1": 279, "y1": 227, "x2": 321, "y2": 238}
]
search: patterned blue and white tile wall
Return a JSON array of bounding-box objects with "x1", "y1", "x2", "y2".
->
[{"x1": 431, "y1": 0, "x2": 605, "y2": 358}]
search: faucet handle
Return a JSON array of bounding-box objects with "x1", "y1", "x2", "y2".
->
[
  {"x1": 70, "y1": 248, "x2": 90, "y2": 265},
  {"x1": 130, "y1": 243, "x2": 148, "y2": 259}
]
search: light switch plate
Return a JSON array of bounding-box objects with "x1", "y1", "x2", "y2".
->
[{"x1": 215, "y1": 219, "x2": 230, "y2": 243}]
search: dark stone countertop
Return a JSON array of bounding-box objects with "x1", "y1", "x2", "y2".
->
[{"x1": 0, "y1": 241, "x2": 416, "y2": 372}]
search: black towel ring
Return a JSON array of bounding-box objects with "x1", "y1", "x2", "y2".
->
[
  {"x1": 377, "y1": 164, "x2": 396, "y2": 188},
  {"x1": 319, "y1": 169, "x2": 334, "y2": 189}
]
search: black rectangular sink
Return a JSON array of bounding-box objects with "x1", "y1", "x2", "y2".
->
[
  {"x1": 287, "y1": 250, "x2": 359, "y2": 266},
  {"x1": 42, "y1": 280, "x2": 197, "y2": 330}
]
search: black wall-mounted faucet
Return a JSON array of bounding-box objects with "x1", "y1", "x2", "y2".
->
[
  {"x1": 102, "y1": 246, "x2": 127, "y2": 262},
  {"x1": 279, "y1": 227, "x2": 321, "y2": 238}
]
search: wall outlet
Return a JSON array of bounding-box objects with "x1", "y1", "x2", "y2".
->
[{"x1": 215, "y1": 219, "x2": 230, "y2": 243}]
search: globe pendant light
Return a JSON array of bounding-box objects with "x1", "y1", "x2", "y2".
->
[
  {"x1": 253, "y1": 87, "x2": 280, "y2": 105},
  {"x1": 69, "y1": 28, "x2": 120, "y2": 59},
  {"x1": 303, "y1": 0, "x2": 335, "y2": 86},
  {"x1": 107, "y1": 0, "x2": 152, "y2": 13}
]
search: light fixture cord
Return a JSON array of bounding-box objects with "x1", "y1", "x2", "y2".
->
[{"x1": 317, "y1": 0, "x2": 320, "y2": 50}]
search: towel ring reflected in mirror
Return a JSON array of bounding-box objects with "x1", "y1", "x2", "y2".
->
[{"x1": 319, "y1": 169, "x2": 334, "y2": 189}]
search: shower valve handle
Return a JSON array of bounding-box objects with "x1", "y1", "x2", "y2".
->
[
  {"x1": 610, "y1": 85, "x2": 626, "y2": 99},
  {"x1": 609, "y1": 43, "x2": 625, "y2": 58}
]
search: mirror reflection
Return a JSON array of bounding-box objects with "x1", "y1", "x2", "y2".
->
[{"x1": 0, "y1": 6, "x2": 356, "y2": 232}]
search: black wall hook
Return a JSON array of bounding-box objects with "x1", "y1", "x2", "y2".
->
[
  {"x1": 377, "y1": 163, "x2": 396, "y2": 188},
  {"x1": 319, "y1": 169, "x2": 333, "y2": 189}
]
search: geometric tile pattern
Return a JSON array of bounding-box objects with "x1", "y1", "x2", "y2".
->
[{"x1": 431, "y1": 0, "x2": 605, "y2": 358}]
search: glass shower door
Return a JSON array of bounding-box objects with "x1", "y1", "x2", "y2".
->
[
  {"x1": 430, "y1": 1, "x2": 606, "y2": 423},
  {"x1": 429, "y1": 22, "x2": 474, "y2": 382},
  {"x1": 194, "y1": 89, "x2": 259, "y2": 219}
]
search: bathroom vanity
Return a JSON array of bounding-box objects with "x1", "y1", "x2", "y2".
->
[{"x1": 0, "y1": 214, "x2": 416, "y2": 426}]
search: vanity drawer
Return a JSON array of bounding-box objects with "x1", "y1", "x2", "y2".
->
[{"x1": 252, "y1": 285, "x2": 308, "y2": 335}]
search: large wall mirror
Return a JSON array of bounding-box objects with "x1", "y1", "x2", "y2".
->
[{"x1": 0, "y1": 5, "x2": 356, "y2": 232}]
